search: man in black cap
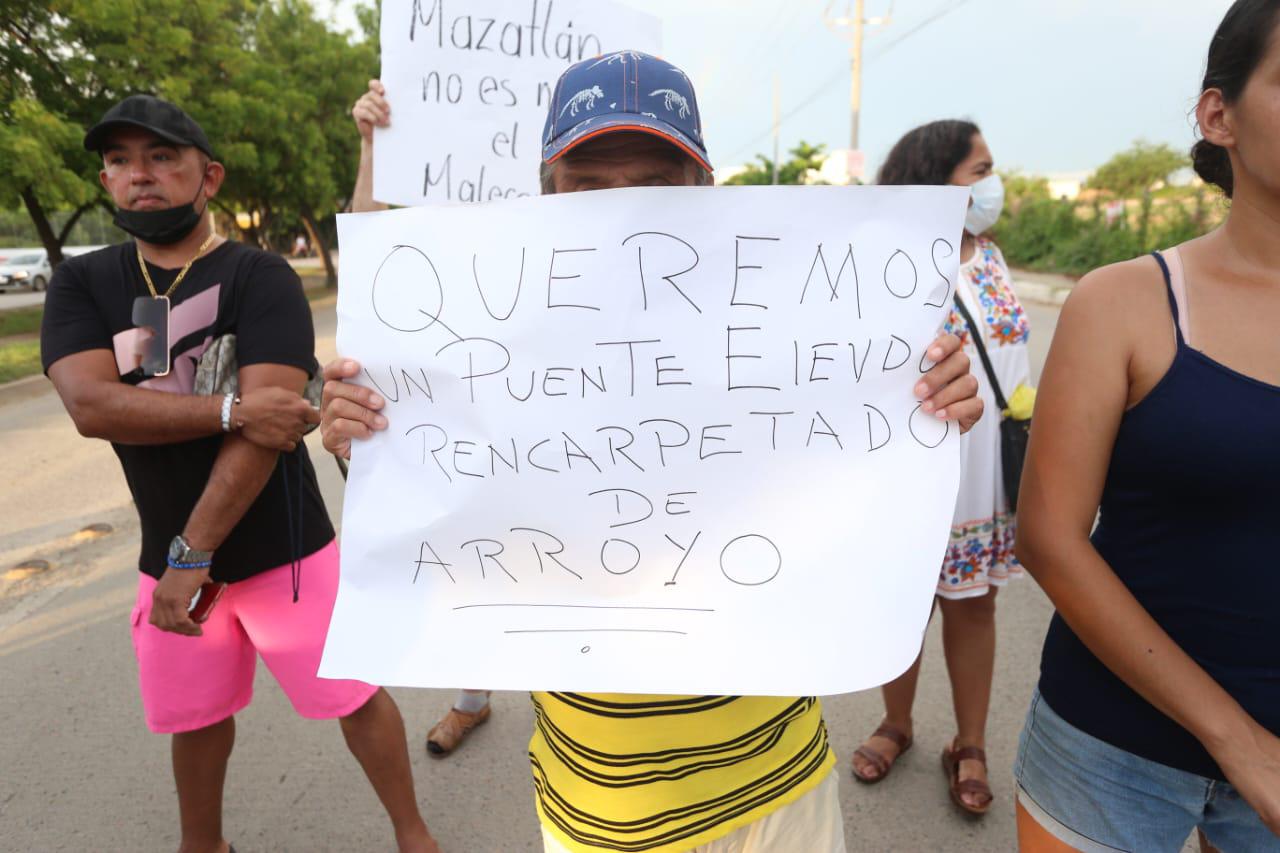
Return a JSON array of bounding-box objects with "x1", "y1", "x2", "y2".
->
[{"x1": 41, "y1": 95, "x2": 440, "y2": 853}]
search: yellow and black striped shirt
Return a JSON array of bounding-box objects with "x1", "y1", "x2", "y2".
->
[{"x1": 529, "y1": 692, "x2": 835, "y2": 852}]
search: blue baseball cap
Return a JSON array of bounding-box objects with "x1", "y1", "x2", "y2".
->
[{"x1": 542, "y1": 51, "x2": 712, "y2": 172}]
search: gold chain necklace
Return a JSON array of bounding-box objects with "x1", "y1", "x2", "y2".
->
[{"x1": 136, "y1": 230, "x2": 219, "y2": 299}]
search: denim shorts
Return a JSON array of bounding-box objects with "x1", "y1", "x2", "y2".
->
[{"x1": 1014, "y1": 689, "x2": 1279, "y2": 852}]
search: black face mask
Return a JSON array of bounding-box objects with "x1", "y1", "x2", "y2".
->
[{"x1": 113, "y1": 179, "x2": 206, "y2": 245}]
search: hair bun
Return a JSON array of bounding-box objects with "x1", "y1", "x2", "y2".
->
[{"x1": 1191, "y1": 139, "x2": 1234, "y2": 198}]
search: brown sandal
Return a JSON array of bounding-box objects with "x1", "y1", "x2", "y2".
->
[
  {"x1": 941, "y1": 742, "x2": 994, "y2": 816},
  {"x1": 851, "y1": 722, "x2": 914, "y2": 784}
]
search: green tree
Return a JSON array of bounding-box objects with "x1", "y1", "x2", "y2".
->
[
  {"x1": 1000, "y1": 170, "x2": 1050, "y2": 212},
  {"x1": 220, "y1": 0, "x2": 376, "y2": 284},
  {"x1": 1, "y1": 0, "x2": 376, "y2": 279},
  {"x1": 1, "y1": 0, "x2": 261, "y2": 264},
  {"x1": 0, "y1": 99, "x2": 99, "y2": 260},
  {"x1": 1087, "y1": 140, "x2": 1188, "y2": 198},
  {"x1": 724, "y1": 141, "x2": 829, "y2": 186}
]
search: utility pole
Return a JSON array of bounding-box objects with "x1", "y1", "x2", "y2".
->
[{"x1": 824, "y1": 1, "x2": 892, "y2": 153}]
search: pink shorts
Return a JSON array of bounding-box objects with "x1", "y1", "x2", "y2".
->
[{"x1": 130, "y1": 540, "x2": 377, "y2": 734}]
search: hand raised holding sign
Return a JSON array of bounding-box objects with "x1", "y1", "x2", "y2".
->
[
  {"x1": 353, "y1": 79, "x2": 390, "y2": 143},
  {"x1": 352, "y1": 80, "x2": 392, "y2": 215}
]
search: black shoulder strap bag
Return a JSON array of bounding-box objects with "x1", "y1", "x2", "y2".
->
[{"x1": 951, "y1": 295, "x2": 1032, "y2": 513}]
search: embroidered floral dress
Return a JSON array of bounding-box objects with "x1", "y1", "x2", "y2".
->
[{"x1": 938, "y1": 237, "x2": 1032, "y2": 599}]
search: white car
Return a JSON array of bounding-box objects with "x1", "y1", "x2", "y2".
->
[{"x1": 0, "y1": 250, "x2": 52, "y2": 292}]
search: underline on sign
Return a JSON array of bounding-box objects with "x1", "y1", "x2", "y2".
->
[
  {"x1": 455, "y1": 604, "x2": 715, "y2": 613},
  {"x1": 503, "y1": 629, "x2": 690, "y2": 636}
]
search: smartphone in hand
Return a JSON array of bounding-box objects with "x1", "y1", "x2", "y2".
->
[{"x1": 188, "y1": 582, "x2": 228, "y2": 624}]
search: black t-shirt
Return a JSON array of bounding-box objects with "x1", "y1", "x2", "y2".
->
[{"x1": 41, "y1": 240, "x2": 334, "y2": 584}]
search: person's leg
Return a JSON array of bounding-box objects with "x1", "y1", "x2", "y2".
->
[
  {"x1": 850, "y1": 653, "x2": 922, "y2": 781},
  {"x1": 881, "y1": 653, "x2": 923, "y2": 737},
  {"x1": 234, "y1": 543, "x2": 438, "y2": 851},
  {"x1": 851, "y1": 597, "x2": 938, "y2": 781},
  {"x1": 938, "y1": 586, "x2": 998, "y2": 809},
  {"x1": 426, "y1": 689, "x2": 492, "y2": 756},
  {"x1": 1016, "y1": 800, "x2": 1084, "y2": 853},
  {"x1": 453, "y1": 689, "x2": 489, "y2": 713},
  {"x1": 172, "y1": 717, "x2": 236, "y2": 853},
  {"x1": 131, "y1": 573, "x2": 256, "y2": 853},
  {"x1": 1014, "y1": 690, "x2": 1203, "y2": 852},
  {"x1": 340, "y1": 689, "x2": 437, "y2": 852}
]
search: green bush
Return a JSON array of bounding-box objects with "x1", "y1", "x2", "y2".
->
[
  {"x1": 992, "y1": 198, "x2": 1080, "y2": 269},
  {"x1": 1157, "y1": 198, "x2": 1215, "y2": 249},
  {"x1": 995, "y1": 189, "x2": 1224, "y2": 277},
  {"x1": 1049, "y1": 215, "x2": 1144, "y2": 275}
]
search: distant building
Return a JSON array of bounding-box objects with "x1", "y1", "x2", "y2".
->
[
  {"x1": 809, "y1": 148, "x2": 863, "y2": 185},
  {"x1": 716, "y1": 164, "x2": 749, "y2": 184},
  {"x1": 1045, "y1": 171, "x2": 1089, "y2": 200},
  {"x1": 1167, "y1": 167, "x2": 1200, "y2": 188}
]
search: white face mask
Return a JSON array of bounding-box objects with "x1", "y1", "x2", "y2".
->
[{"x1": 964, "y1": 173, "x2": 1005, "y2": 236}]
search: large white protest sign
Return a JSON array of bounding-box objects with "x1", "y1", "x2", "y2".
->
[
  {"x1": 320, "y1": 185, "x2": 968, "y2": 696},
  {"x1": 373, "y1": 0, "x2": 661, "y2": 206}
]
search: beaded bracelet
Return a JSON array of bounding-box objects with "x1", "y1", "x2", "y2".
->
[{"x1": 167, "y1": 558, "x2": 213, "y2": 570}]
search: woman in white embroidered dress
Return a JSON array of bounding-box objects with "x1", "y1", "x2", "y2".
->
[{"x1": 849, "y1": 120, "x2": 1032, "y2": 816}]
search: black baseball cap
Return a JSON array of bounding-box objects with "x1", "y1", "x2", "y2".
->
[{"x1": 83, "y1": 94, "x2": 213, "y2": 158}]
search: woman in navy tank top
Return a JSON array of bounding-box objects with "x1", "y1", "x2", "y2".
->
[{"x1": 1013, "y1": 1, "x2": 1280, "y2": 850}]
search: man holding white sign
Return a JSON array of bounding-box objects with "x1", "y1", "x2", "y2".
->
[{"x1": 326, "y1": 50, "x2": 981, "y2": 853}]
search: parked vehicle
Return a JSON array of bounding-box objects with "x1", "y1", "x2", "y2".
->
[{"x1": 0, "y1": 251, "x2": 52, "y2": 292}]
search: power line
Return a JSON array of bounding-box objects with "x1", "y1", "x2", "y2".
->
[
  {"x1": 718, "y1": 0, "x2": 979, "y2": 165},
  {"x1": 867, "y1": 0, "x2": 975, "y2": 60},
  {"x1": 720, "y1": 67, "x2": 847, "y2": 163},
  {"x1": 703, "y1": 2, "x2": 821, "y2": 101},
  {"x1": 732, "y1": 0, "x2": 805, "y2": 81},
  {"x1": 706, "y1": 0, "x2": 803, "y2": 96}
]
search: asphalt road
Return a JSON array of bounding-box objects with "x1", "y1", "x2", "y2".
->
[
  {"x1": 0, "y1": 295, "x2": 1067, "y2": 852},
  {"x1": 0, "y1": 286, "x2": 46, "y2": 309}
]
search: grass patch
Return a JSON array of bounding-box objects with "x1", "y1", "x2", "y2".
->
[
  {"x1": 0, "y1": 305, "x2": 43, "y2": 337},
  {"x1": 0, "y1": 339, "x2": 42, "y2": 383}
]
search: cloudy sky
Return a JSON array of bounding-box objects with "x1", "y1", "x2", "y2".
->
[{"x1": 317, "y1": 0, "x2": 1233, "y2": 177}]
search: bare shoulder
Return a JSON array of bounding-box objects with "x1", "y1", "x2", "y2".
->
[
  {"x1": 1057, "y1": 255, "x2": 1179, "y2": 406},
  {"x1": 1060, "y1": 255, "x2": 1171, "y2": 342},
  {"x1": 1070, "y1": 255, "x2": 1165, "y2": 309}
]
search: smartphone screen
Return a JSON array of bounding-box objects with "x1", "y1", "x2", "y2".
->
[{"x1": 130, "y1": 296, "x2": 171, "y2": 377}]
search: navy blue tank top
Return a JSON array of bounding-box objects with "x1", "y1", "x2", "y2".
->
[{"x1": 1038, "y1": 252, "x2": 1280, "y2": 780}]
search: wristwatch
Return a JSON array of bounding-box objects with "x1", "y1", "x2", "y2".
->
[{"x1": 168, "y1": 535, "x2": 214, "y2": 571}]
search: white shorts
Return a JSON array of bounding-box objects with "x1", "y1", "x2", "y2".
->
[{"x1": 540, "y1": 768, "x2": 846, "y2": 853}]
